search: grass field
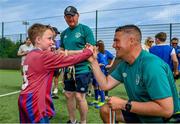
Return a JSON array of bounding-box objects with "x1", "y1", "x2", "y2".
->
[
  {"x1": 0, "y1": 69, "x2": 180, "y2": 123},
  {"x1": 0, "y1": 69, "x2": 127, "y2": 123}
]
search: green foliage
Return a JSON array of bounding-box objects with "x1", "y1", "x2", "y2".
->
[{"x1": 0, "y1": 38, "x2": 21, "y2": 58}]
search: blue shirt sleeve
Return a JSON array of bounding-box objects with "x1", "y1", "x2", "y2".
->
[
  {"x1": 55, "y1": 40, "x2": 61, "y2": 49},
  {"x1": 106, "y1": 50, "x2": 114, "y2": 60}
]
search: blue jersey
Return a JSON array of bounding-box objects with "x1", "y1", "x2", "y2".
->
[
  {"x1": 173, "y1": 45, "x2": 180, "y2": 70},
  {"x1": 149, "y1": 44, "x2": 173, "y2": 70},
  {"x1": 97, "y1": 50, "x2": 114, "y2": 75},
  {"x1": 55, "y1": 39, "x2": 61, "y2": 49}
]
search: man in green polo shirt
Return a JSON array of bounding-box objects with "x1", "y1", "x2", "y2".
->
[
  {"x1": 60, "y1": 6, "x2": 96, "y2": 124},
  {"x1": 88, "y1": 25, "x2": 180, "y2": 123}
]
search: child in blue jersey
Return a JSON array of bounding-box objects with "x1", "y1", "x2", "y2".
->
[{"x1": 89, "y1": 40, "x2": 115, "y2": 108}]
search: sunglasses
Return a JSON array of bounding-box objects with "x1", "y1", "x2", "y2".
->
[
  {"x1": 172, "y1": 43, "x2": 178, "y2": 45},
  {"x1": 148, "y1": 41, "x2": 154, "y2": 43}
]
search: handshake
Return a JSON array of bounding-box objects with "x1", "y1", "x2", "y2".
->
[
  {"x1": 84, "y1": 43, "x2": 98, "y2": 63},
  {"x1": 56, "y1": 43, "x2": 97, "y2": 63}
]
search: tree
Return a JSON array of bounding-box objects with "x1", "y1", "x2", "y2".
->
[{"x1": 0, "y1": 38, "x2": 20, "y2": 58}]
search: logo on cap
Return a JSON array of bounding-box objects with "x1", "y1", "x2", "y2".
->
[
  {"x1": 64, "y1": 6, "x2": 78, "y2": 16},
  {"x1": 67, "y1": 7, "x2": 71, "y2": 12}
]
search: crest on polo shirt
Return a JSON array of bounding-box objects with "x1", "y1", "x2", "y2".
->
[
  {"x1": 122, "y1": 72, "x2": 127, "y2": 78},
  {"x1": 135, "y1": 74, "x2": 140, "y2": 85},
  {"x1": 64, "y1": 35, "x2": 67, "y2": 39},
  {"x1": 75, "y1": 32, "x2": 81, "y2": 38}
]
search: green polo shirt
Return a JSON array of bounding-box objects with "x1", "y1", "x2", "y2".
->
[
  {"x1": 111, "y1": 50, "x2": 180, "y2": 122},
  {"x1": 60, "y1": 23, "x2": 95, "y2": 74}
]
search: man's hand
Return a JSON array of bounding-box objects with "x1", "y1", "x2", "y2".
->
[
  {"x1": 85, "y1": 43, "x2": 98, "y2": 63},
  {"x1": 106, "y1": 65, "x2": 112, "y2": 69},
  {"x1": 107, "y1": 96, "x2": 127, "y2": 111},
  {"x1": 85, "y1": 43, "x2": 94, "y2": 53}
]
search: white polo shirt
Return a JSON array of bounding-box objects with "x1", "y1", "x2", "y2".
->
[{"x1": 18, "y1": 44, "x2": 34, "y2": 65}]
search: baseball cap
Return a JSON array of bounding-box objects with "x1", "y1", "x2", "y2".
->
[
  {"x1": 97, "y1": 40, "x2": 104, "y2": 44},
  {"x1": 64, "y1": 6, "x2": 78, "y2": 16},
  {"x1": 52, "y1": 27, "x2": 60, "y2": 34},
  {"x1": 96, "y1": 40, "x2": 104, "y2": 46}
]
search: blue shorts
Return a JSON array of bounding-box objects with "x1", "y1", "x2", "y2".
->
[
  {"x1": 64, "y1": 72, "x2": 92, "y2": 93},
  {"x1": 101, "y1": 67, "x2": 108, "y2": 76},
  {"x1": 92, "y1": 77, "x2": 99, "y2": 87}
]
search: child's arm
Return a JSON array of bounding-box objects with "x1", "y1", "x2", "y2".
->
[
  {"x1": 58, "y1": 49, "x2": 92, "y2": 68},
  {"x1": 66, "y1": 50, "x2": 83, "y2": 55},
  {"x1": 43, "y1": 46, "x2": 93, "y2": 70},
  {"x1": 56, "y1": 49, "x2": 83, "y2": 56},
  {"x1": 105, "y1": 57, "x2": 115, "y2": 69}
]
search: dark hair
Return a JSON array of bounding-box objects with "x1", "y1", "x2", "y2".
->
[
  {"x1": 96, "y1": 40, "x2": 105, "y2": 53},
  {"x1": 24, "y1": 37, "x2": 29, "y2": 43},
  {"x1": 155, "y1": 32, "x2": 167, "y2": 42},
  {"x1": 25, "y1": 37, "x2": 29, "y2": 41},
  {"x1": 171, "y1": 37, "x2": 179, "y2": 42},
  {"x1": 52, "y1": 27, "x2": 60, "y2": 35},
  {"x1": 115, "y1": 25, "x2": 142, "y2": 42}
]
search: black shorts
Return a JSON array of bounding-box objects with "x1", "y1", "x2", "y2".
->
[
  {"x1": 64, "y1": 72, "x2": 92, "y2": 93},
  {"x1": 122, "y1": 110, "x2": 141, "y2": 123}
]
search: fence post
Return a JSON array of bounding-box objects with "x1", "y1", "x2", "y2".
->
[
  {"x1": 95, "y1": 10, "x2": 98, "y2": 42},
  {"x1": 169, "y1": 23, "x2": 172, "y2": 43},
  {"x1": 2, "y1": 22, "x2": 4, "y2": 38},
  {"x1": 20, "y1": 33, "x2": 22, "y2": 44}
]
